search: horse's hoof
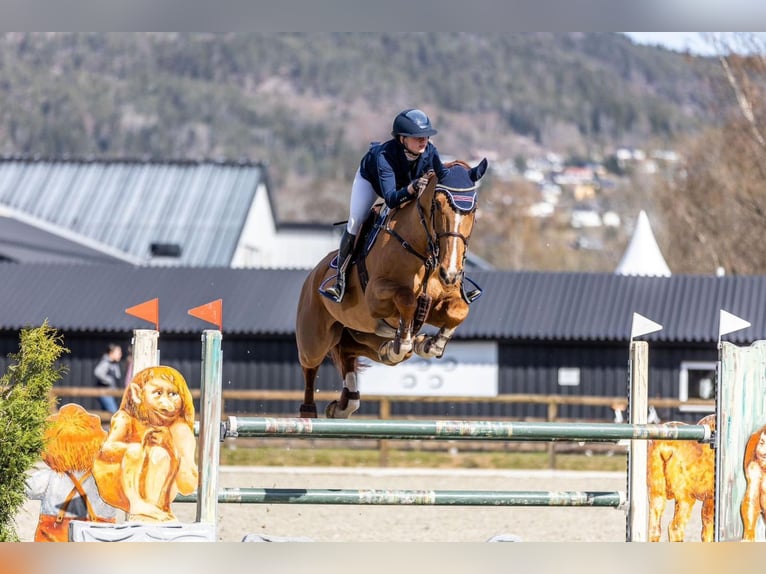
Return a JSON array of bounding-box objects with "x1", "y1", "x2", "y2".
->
[
  {"x1": 300, "y1": 404, "x2": 318, "y2": 418},
  {"x1": 414, "y1": 335, "x2": 432, "y2": 356},
  {"x1": 325, "y1": 399, "x2": 359, "y2": 419}
]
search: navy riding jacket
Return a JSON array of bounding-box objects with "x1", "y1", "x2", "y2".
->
[{"x1": 359, "y1": 139, "x2": 450, "y2": 209}]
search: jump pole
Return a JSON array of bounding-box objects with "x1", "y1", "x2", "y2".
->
[
  {"x1": 626, "y1": 339, "x2": 649, "y2": 542},
  {"x1": 187, "y1": 299, "x2": 225, "y2": 528},
  {"x1": 195, "y1": 329, "x2": 223, "y2": 527},
  {"x1": 625, "y1": 313, "x2": 663, "y2": 542}
]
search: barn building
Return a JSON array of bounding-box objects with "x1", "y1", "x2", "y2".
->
[{"x1": 0, "y1": 263, "x2": 758, "y2": 423}]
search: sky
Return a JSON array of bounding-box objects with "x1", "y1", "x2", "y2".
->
[
  {"x1": 624, "y1": 32, "x2": 766, "y2": 56},
  {"x1": 623, "y1": 32, "x2": 719, "y2": 55}
]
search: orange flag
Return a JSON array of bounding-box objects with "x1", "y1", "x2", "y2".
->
[
  {"x1": 125, "y1": 298, "x2": 159, "y2": 331},
  {"x1": 188, "y1": 299, "x2": 223, "y2": 331}
]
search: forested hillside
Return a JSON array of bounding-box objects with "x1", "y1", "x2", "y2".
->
[
  {"x1": 0, "y1": 32, "x2": 728, "y2": 271},
  {"x1": 0, "y1": 33, "x2": 718, "y2": 165}
]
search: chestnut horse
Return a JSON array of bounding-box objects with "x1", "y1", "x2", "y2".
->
[
  {"x1": 295, "y1": 159, "x2": 487, "y2": 418},
  {"x1": 647, "y1": 414, "x2": 716, "y2": 542}
]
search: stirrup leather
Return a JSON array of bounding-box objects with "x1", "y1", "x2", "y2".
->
[{"x1": 319, "y1": 232, "x2": 356, "y2": 303}]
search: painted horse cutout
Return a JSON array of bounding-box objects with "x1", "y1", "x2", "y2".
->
[
  {"x1": 647, "y1": 414, "x2": 716, "y2": 542},
  {"x1": 296, "y1": 159, "x2": 487, "y2": 418}
]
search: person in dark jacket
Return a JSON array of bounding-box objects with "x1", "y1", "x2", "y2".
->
[
  {"x1": 321, "y1": 108, "x2": 450, "y2": 303},
  {"x1": 93, "y1": 343, "x2": 122, "y2": 414}
]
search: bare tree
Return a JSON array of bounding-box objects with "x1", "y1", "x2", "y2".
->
[{"x1": 653, "y1": 33, "x2": 766, "y2": 275}]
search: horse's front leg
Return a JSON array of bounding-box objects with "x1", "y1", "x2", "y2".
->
[
  {"x1": 378, "y1": 288, "x2": 417, "y2": 364},
  {"x1": 414, "y1": 326, "x2": 457, "y2": 359}
]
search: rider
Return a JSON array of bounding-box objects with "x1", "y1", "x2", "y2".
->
[{"x1": 321, "y1": 108, "x2": 451, "y2": 303}]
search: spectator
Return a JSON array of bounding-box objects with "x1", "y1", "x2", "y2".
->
[{"x1": 93, "y1": 344, "x2": 122, "y2": 414}]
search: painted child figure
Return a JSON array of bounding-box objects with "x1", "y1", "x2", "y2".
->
[{"x1": 25, "y1": 403, "x2": 117, "y2": 542}]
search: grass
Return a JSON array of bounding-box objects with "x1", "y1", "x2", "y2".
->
[{"x1": 219, "y1": 442, "x2": 629, "y2": 472}]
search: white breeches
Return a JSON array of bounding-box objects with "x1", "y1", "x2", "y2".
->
[{"x1": 347, "y1": 168, "x2": 379, "y2": 235}]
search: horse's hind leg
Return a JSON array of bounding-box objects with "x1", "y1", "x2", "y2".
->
[
  {"x1": 700, "y1": 497, "x2": 715, "y2": 542},
  {"x1": 647, "y1": 440, "x2": 668, "y2": 542},
  {"x1": 668, "y1": 497, "x2": 694, "y2": 542},
  {"x1": 326, "y1": 335, "x2": 361, "y2": 419},
  {"x1": 648, "y1": 495, "x2": 667, "y2": 542},
  {"x1": 300, "y1": 366, "x2": 319, "y2": 418},
  {"x1": 325, "y1": 371, "x2": 360, "y2": 419}
]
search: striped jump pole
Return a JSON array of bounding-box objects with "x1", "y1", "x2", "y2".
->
[
  {"x1": 225, "y1": 416, "x2": 710, "y2": 443},
  {"x1": 178, "y1": 488, "x2": 626, "y2": 507}
]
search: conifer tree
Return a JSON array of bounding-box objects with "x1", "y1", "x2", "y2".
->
[{"x1": 0, "y1": 322, "x2": 68, "y2": 541}]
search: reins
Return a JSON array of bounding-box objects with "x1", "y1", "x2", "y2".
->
[{"x1": 377, "y1": 186, "x2": 473, "y2": 275}]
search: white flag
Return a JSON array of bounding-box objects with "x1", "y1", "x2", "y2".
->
[
  {"x1": 630, "y1": 312, "x2": 663, "y2": 339},
  {"x1": 719, "y1": 309, "x2": 751, "y2": 338}
]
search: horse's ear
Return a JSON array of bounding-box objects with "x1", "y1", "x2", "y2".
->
[{"x1": 469, "y1": 158, "x2": 488, "y2": 182}]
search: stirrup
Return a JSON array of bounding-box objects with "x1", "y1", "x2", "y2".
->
[
  {"x1": 461, "y1": 276, "x2": 483, "y2": 304},
  {"x1": 319, "y1": 274, "x2": 345, "y2": 303}
]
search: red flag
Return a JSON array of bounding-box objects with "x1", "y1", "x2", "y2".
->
[
  {"x1": 125, "y1": 298, "x2": 159, "y2": 331},
  {"x1": 188, "y1": 299, "x2": 223, "y2": 331}
]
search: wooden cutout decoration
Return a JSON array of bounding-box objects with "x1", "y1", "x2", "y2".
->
[
  {"x1": 93, "y1": 366, "x2": 198, "y2": 522},
  {"x1": 740, "y1": 423, "x2": 766, "y2": 541},
  {"x1": 647, "y1": 414, "x2": 716, "y2": 542},
  {"x1": 25, "y1": 404, "x2": 117, "y2": 541}
]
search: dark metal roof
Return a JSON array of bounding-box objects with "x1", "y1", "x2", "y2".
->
[{"x1": 0, "y1": 264, "x2": 763, "y2": 343}]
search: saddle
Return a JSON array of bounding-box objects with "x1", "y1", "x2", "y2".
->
[{"x1": 327, "y1": 198, "x2": 482, "y2": 308}]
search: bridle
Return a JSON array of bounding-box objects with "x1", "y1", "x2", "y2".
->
[{"x1": 378, "y1": 184, "x2": 476, "y2": 281}]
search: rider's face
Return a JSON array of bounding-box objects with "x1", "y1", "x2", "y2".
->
[{"x1": 401, "y1": 136, "x2": 429, "y2": 155}]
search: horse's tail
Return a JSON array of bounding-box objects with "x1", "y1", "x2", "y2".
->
[
  {"x1": 647, "y1": 421, "x2": 686, "y2": 499},
  {"x1": 647, "y1": 439, "x2": 671, "y2": 499}
]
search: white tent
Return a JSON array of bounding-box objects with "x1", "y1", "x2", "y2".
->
[{"x1": 615, "y1": 210, "x2": 671, "y2": 277}]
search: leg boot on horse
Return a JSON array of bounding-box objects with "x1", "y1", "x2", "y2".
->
[{"x1": 320, "y1": 230, "x2": 356, "y2": 303}]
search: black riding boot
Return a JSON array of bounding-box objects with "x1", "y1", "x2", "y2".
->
[{"x1": 321, "y1": 230, "x2": 356, "y2": 303}]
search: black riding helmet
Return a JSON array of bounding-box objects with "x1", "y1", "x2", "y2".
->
[{"x1": 391, "y1": 109, "x2": 438, "y2": 138}]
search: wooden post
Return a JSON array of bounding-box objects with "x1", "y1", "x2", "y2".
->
[
  {"x1": 379, "y1": 398, "x2": 391, "y2": 467},
  {"x1": 131, "y1": 329, "x2": 159, "y2": 374},
  {"x1": 196, "y1": 330, "x2": 223, "y2": 528},
  {"x1": 547, "y1": 401, "x2": 558, "y2": 470},
  {"x1": 627, "y1": 340, "x2": 649, "y2": 542}
]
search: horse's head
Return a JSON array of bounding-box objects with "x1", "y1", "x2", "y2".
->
[{"x1": 431, "y1": 158, "x2": 487, "y2": 286}]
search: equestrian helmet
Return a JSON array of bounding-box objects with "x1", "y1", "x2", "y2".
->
[{"x1": 391, "y1": 109, "x2": 438, "y2": 138}]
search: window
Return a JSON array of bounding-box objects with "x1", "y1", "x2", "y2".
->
[
  {"x1": 679, "y1": 361, "x2": 716, "y2": 412},
  {"x1": 558, "y1": 367, "x2": 581, "y2": 387}
]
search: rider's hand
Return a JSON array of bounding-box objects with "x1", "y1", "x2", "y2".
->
[{"x1": 409, "y1": 173, "x2": 431, "y2": 196}]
